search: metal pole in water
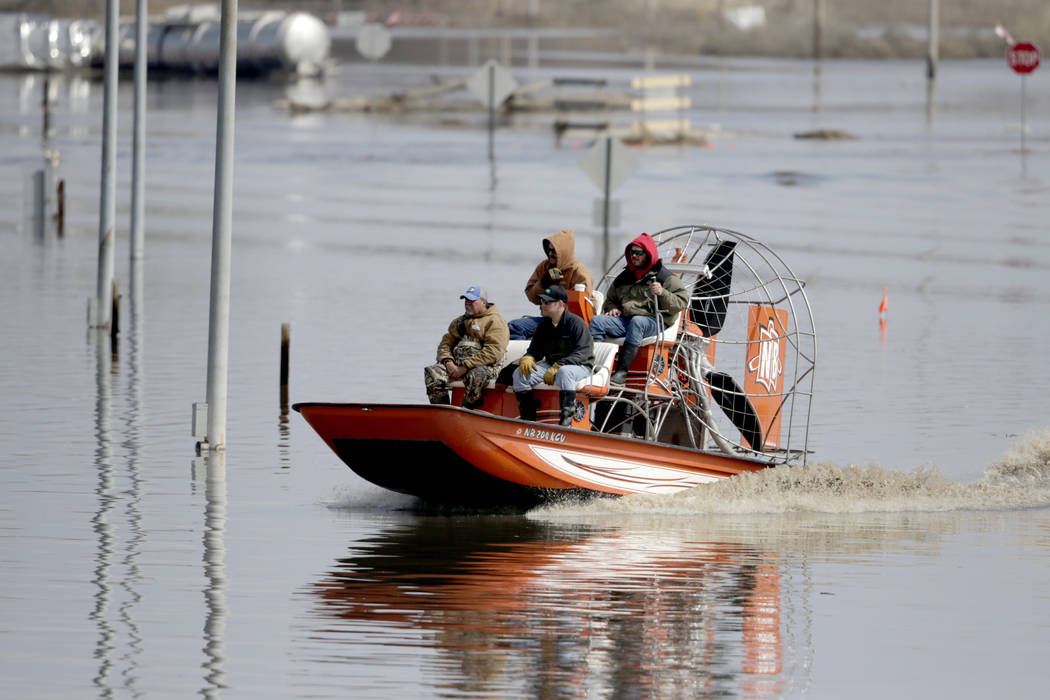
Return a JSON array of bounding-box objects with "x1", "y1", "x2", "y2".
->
[
  {"x1": 91, "y1": 0, "x2": 119, "y2": 328},
  {"x1": 1021, "y1": 74, "x2": 1027, "y2": 154},
  {"x1": 487, "y1": 62, "x2": 495, "y2": 163},
  {"x1": 812, "y1": 0, "x2": 824, "y2": 60},
  {"x1": 602, "y1": 135, "x2": 611, "y2": 272},
  {"x1": 130, "y1": 0, "x2": 148, "y2": 261},
  {"x1": 926, "y1": 0, "x2": 939, "y2": 80},
  {"x1": 204, "y1": 0, "x2": 238, "y2": 451}
]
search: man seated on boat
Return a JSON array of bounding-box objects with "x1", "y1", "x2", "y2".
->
[
  {"x1": 424, "y1": 285, "x2": 509, "y2": 409},
  {"x1": 512, "y1": 285, "x2": 594, "y2": 426},
  {"x1": 508, "y1": 228, "x2": 594, "y2": 340},
  {"x1": 589, "y1": 232, "x2": 689, "y2": 386}
]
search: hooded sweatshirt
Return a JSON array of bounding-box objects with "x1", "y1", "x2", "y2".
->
[
  {"x1": 602, "y1": 232, "x2": 689, "y2": 327},
  {"x1": 523, "y1": 228, "x2": 594, "y2": 305}
]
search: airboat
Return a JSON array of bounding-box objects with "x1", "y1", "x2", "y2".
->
[{"x1": 294, "y1": 225, "x2": 816, "y2": 507}]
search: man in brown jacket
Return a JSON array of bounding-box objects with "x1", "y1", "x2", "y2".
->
[
  {"x1": 508, "y1": 228, "x2": 594, "y2": 339},
  {"x1": 424, "y1": 285, "x2": 510, "y2": 409}
]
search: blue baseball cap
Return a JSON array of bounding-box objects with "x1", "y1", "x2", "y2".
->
[{"x1": 460, "y1": 285, "x2": 486, "y2": 301}]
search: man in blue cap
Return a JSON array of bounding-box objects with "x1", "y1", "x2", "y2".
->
[
  {"x1": 512, "y1": 285, "x2": 593, "y2": 426},
  {"x1": 424, "y1": 285, "x2": 509, "y2": 408}
]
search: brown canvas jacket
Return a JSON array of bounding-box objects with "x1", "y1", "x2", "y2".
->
[{"x1": 435, "y1": 303, "x2": 510, "y2": 369}]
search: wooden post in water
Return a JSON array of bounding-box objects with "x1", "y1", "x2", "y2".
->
[
  {"x1": 110, "y1": 278, "x2": 120, "y2": 346},
  {"x1": 279, "y1": 322, "x2": 290, "y2": 407},
  {"x1": 926, "y1": 0, "x2": 939, "y2": 80},
  {"x1": 42, "y1": 74, "x2": 50, "y2": 140},
  {"x1": 55, "y1": 180, "x2": 65, "y2": 237}
]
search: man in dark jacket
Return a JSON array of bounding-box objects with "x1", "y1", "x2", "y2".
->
[
  {"x1": 590, "y1": 232, "x2": 689, "y2": 385},
  {"x1": 512, "y1": 285, "x2": 594, "y2": 426}
]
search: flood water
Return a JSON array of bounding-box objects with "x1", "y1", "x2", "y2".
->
[{"x1": 2, "y1": 53, "x2": 1050, "y2": 698}]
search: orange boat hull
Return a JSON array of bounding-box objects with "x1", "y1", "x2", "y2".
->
[{"x1": 294, "y1": 402, "x2": 771, "y2": 507}]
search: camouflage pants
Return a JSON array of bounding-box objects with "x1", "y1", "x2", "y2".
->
[
  {"x1": 424, "y1": 363, "x2": 498, "y2": 405},
  {"x1": 424, "y1": 337, "x2": 498, "y2": 405}
]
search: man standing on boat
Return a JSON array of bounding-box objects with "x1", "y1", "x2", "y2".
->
[
  {"x1": 508, "y1": 228, "x2": 594, "y2": 340},
  {"x1": 590, "y1": 232, "x2": 689, "y2": 386},
  {"x1": 424, "y1": 285, "x2": 509, "y2": 409},
  {"x1": 512, "y1": 285, "x2": 594, "y2": 426}
]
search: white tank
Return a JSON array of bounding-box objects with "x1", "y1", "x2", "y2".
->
[
  {"x1": 115, "y1": 10, "x2": 330, "y2": 76},
  {"x1": 0, "y1": 14, "x2": 98, "y2": 70}
]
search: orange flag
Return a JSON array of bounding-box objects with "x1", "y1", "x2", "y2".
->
[{"x1": 878, "y1": 287, "x2": 888, "y2": 315}]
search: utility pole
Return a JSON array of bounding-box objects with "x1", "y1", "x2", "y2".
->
[
  {"x1": 201, "y1": 0, "x2": 239, "y2": 451},
  {"x1": 130, "y1": 0, "x2": 148, "y2": 262},
  {"x1": 90, "y1": 0, "x2": 119, "y2": 328}
]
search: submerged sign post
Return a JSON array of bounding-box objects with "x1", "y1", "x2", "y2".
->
[
  {"x1": 466, "y1": 60, "x2": 517, "y2": 163},
  {"x1": 579, "y1": 134, "x2": 638, "y2": 270},
  {"x1": 1006, "y1": 41, "x2": 1041, "y2": 153}
]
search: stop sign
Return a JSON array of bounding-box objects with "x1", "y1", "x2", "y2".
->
[{"x1": 1007, "y1": 42, "x2": 1041, "y2": 74}]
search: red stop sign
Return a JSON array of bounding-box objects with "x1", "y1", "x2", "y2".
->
[{"x1": 1007, "y1": 42, "x2": 1041, "y2": 74}]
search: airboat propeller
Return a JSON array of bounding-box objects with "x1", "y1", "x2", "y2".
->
[
  {"x1": 596, "y1": 225, "x2": 815, "y2": 460},
  {"x1": 690, "y1": 239, "x2": 763, "y2": 450}
]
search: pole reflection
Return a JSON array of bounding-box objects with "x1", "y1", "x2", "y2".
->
[
  {"x1": 196, "y1": 451, "x2": 229, "y2": 698},
  {"x1": 90, "y1": 329, "x2": 117, "y2": 694},
  {"x1": 90, "y1": 273, "x2": 149, "y2": 695},
  {"x1": 307, "y1": 518, "x2": 804, "y2": 697},
  {"x1": 118, "y1": 259, "x2": 146, "y2": 693},
  {"x1": 812, "y1": 61, "x2": 823, "y2": 114},
  {"x1": 925, "y1": 77, "x2": 936, "y2": 127}
]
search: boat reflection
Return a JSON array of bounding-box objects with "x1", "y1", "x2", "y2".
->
[{"x1": 308, "y1": 518, "x2": 795, "y2": 697}]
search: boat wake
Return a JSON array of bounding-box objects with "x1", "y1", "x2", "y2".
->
[{"x1": 534, "y1": 429, "x2": 1050, "y2": 516}]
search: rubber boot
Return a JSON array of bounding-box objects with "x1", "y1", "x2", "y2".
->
[
  {"x1": 610, "y1": 343, "x2": 640, "y2": 386},
  {"x1": 558, "y1": 390, "x2": 576, "y2": 427},
  {"x1": 429, "y1": 393, "x2": 451, "y2": 405},
  {"x1": 515, "y1": 389, "x2": 538, "y2": 421}
]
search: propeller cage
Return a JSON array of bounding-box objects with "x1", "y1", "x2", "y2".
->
[{"x1": 591, "y1": 225, "x2": 816, "y2": 466}]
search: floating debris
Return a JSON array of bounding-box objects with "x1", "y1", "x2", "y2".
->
[
  {"x1": 794, "y1": 128, "x2": 856, "y2": 140},
  {"x1": 277, "y1": 75, "x2": 631, "y2": 114}
]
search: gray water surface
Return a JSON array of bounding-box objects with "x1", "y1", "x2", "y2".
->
[{"x1": 2, "y1": 57, "x2": 1049, "y2": 698}]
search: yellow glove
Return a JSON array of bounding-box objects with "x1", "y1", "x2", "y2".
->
[
  {"x1": 543, "y1": 363, "x2": 561, "y2": 385},
  {"x1": 519, "y1": 355, "x2": 536, "y2": 376}
]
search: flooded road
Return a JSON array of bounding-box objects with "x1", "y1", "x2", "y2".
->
[{"x1": 2, "y1": 54, "x2": 1049, "y2": 697}]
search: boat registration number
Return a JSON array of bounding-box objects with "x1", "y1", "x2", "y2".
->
[{"x1": 517, "y1": 426, "x2": 567, "y2": 444}]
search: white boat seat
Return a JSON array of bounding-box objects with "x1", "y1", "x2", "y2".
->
[
  {"x1": 499, "y1": 339, "x2": 531, "y2": 367},
  {"x1": 448, "y1": 339, "x2": 617, "y2": 396},
  {"x1": 603, "y1": 311, "x2": 682, "y2": 347},
  {"x1": 586, "y1": 289, "x2": 605, "y2": 318},
  {"x1": 573, "y1": 341, "x2": 618, "y2": 397}
]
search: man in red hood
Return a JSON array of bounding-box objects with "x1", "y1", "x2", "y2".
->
[{"x1": 590, "y1": 233, "x2": 689, "y2": 385}]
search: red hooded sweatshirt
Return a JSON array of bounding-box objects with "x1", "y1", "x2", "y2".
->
[{"x1": 625, "y1": 232, "x2": 660, "y2": 279}]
